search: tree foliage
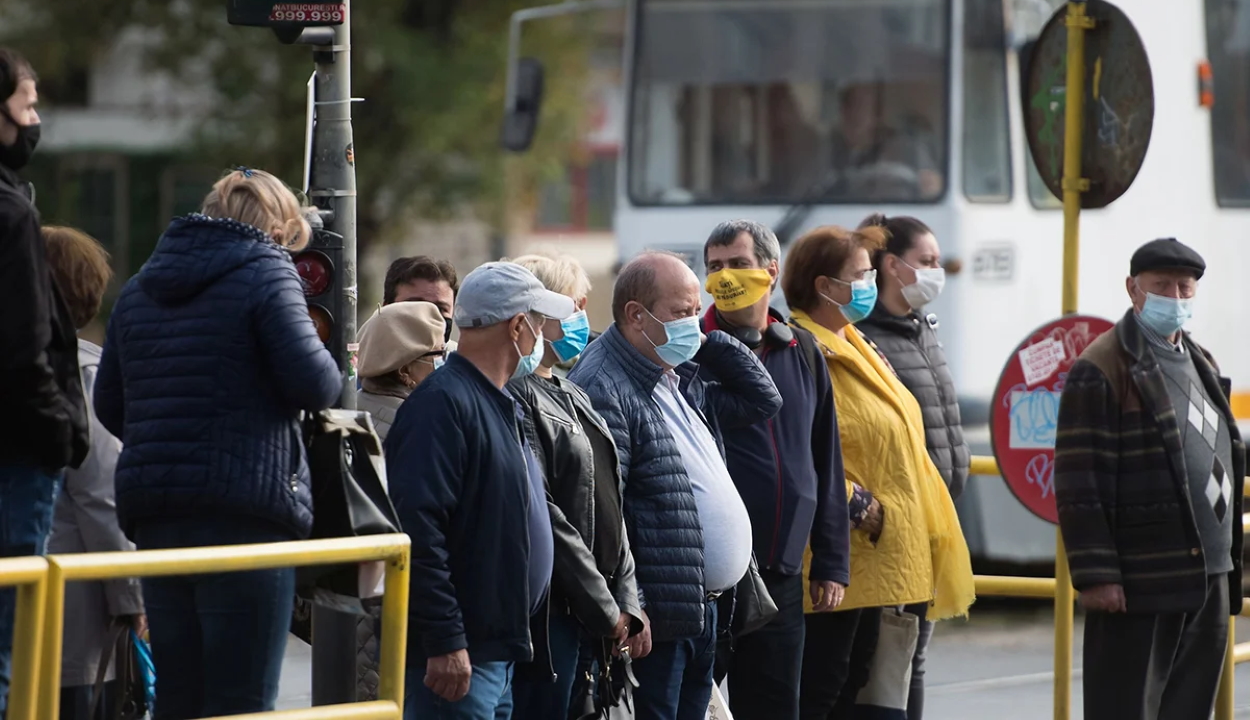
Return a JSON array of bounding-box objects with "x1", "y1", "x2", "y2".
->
[{"x1": 2, "y1": 0, "x2": 596, "y2": 244}]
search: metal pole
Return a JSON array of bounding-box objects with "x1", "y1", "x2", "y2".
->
[
  {"x1": 1055, "y1": 3, "x2": 1093, "y2": 719},
  {"x1": 309, "y1": 0, "x2": 361, "y2": 705}
]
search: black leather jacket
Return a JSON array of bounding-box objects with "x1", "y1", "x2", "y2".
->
[
  {"x1": 508, "y1": 373, "x2": 643, "y2": 645},
  {"x1": 0, "y1": 165, "x2": 88, "y2": 472}
]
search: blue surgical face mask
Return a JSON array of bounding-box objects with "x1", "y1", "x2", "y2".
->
[
  {"x1": 820, "y1": 270, "x2": 878, "y2": 324},
  {"x1": 512, "y1": 317, "x2": 545, "y2": 379},
  {"x1": 550, "y1": 310, "x2": 590, "y2": 363},
  {"x1": 1137, "y1": 282, "x2": 1193, "y2": 337},
  {"x1": 642, "y1": 309, "x2": 701, "y2": 367},
  {"x1": 432, "y1": 355, "x2": 446, "y2": 370}
]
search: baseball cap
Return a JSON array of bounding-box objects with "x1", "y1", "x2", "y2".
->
[
  {"x1": 453, "y1": 261, "x2": 577, "y2": 328},
  {"x1": 356, "y1": 301, "x2": 446, "y2": 378}
]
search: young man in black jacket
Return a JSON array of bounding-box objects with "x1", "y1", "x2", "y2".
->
[
  {"x1": 0, "y1": 48, "x2": 89, "y2": 716},
  {"x1": 701, "y1": 220, "x2": 850, "y2": 720}
]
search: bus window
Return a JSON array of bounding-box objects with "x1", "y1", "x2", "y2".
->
[
  {"x1": 1206, "y1": 0, "x2": 1250, "y2": 206},
  {"x1": 1014, "y1": 0, "x2": 1065, "y2": 209},
  {"x1": 627, "y1": 0, "x2": 950, "y2": 206},
  {"x1": 964, "y1": 0, "x2": 1012, "y2": 202}
]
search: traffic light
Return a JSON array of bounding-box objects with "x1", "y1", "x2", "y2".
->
[{"x1": 293, "y1": 222, "x2": 346, "y2": 372}]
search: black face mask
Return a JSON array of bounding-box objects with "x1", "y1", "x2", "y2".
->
[
  {"x1": 0, "y1": 108, "x2": 39, "y2": 171},
  {"x1": 443, "y1": 316, "x2": 454, "y2": 343}
]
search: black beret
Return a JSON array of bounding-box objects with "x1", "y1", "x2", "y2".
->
[{"x1": 1129, "y1": 238, "x2": 1205, "y2": 280}]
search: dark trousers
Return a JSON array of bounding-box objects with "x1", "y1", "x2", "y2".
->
[
  {"x1": 58, "y1": 682, "x2": 116, "y2": 720},
  {"x1": 631, "y1": 601, "x2": 718, "y2": 720},
  {"x1": 1083, "y1": 574, "x2": 1229, "y2": 720},
  {"x1": 901, "y1": 602, "x2": 932, "y2": 720},
  {"x1": 721, "y1": 571, "x2": 805, "y2": 720},
  {"x1": 512, "y1": 610, "x2": 582, "y2": 720},
  {"x1": 135, "y1": 519, "x2": 296, "y2": 720},
  {"x1": 0, "y1": 464, "x2": 60, "y2": 715},
  {"x1": 798, "y1": 607, "x2": 882, "y2": 720}
]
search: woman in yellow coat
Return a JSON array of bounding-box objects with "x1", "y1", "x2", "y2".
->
[{"x1": 781, "y1": 225, "x2": 975, "y2": 719}]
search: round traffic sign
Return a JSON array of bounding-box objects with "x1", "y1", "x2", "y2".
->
[
  {"x1": 1024, "y1": 0, "x2": 1153, "y2": 209},
  {"x1": 990, "y1": 315, "x2": 1115, "y2": 524}
]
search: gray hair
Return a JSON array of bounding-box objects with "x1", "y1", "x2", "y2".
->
[{"x1": 704, "y1": 219, "x2": 781, "y2": 267}]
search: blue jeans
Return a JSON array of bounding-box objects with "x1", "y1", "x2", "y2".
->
[
  {"x1": 0, "y1": 463, "x2": 60, "y2": 715},
  {"x1": 134, "y1": 518, "x2": 296, "y2": 720},
  {"x1": 631, "y1": 601, "x2": 718, "y2": 720},
  {"x1": 511, "y1": 610, "x2": 582, "y2": 719},
  {"x1": 405, "y1": 659, "x2": 513, "y2": 720}
]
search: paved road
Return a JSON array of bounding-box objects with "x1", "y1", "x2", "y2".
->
[{"x1": 275, "y1": 601, "x2": 1250, "y2": 718}]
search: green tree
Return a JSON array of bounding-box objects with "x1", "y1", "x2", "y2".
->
[{"x1": 2, "y1": 0, "x2": 595, "y2": 247}]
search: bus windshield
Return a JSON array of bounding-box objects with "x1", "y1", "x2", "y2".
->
[{"x1": 627, "y1": 0, "x2": 950, "y2": 206}]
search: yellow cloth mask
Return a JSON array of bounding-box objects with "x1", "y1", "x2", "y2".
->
[{"x1": 705, "y1": 268, "x2": 772, "y2": 312}]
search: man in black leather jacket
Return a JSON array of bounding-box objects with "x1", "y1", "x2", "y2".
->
[{"x1": 0, "y1": 48, "x2": 89, "y2": 716}]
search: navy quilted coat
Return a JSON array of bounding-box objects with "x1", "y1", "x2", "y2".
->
[
  {"x1": 568, "y1": 326, "x2": 782, "y2": 641},
  {"x1": 93, "y1": 215, "x2": 341, "y2": 539}
]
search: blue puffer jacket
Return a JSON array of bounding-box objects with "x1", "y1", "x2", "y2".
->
[
  {"x1": 94, "y1": 215, "x2": 341, "y2": 539},
  {"x1": 569, "y1": 325, "x2": 782, "y2": 641}
]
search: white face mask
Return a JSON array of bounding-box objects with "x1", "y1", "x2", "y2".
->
[{"x1": 899, "y1": 261, "x2": 946, "y2": 309}]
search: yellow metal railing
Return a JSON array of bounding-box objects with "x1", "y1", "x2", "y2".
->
[
  {"x1": 2, "y1": 557, "x2": 49, "y2": 720},
  {"x1": 968, "y1": 454, "x2": 1074, "y2": 720},
  {"x1": 35, "y1": 533, "x2": 411, "y2": 720}
]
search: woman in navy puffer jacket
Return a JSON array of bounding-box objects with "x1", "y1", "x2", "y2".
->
[{"x1": 94, "y1": 168, "x2": 341, "y2": 720}]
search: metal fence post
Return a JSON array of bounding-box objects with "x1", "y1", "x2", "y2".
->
[
  {"x1": 376, "y1": 547, "x2": 411, "y2": 708},
  {"x1": 36, "y1": 560, "x2": 67, "y2": 720},
  {"x1": 5, "y1": 558, "x2": 47, "y2": 720}
]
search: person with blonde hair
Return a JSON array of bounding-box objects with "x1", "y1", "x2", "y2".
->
[
  {"x1": 93, "y1": 167, "x2": 341, "y2": 719},
  {"x1": 42, "y1": 225, "x2": 147, "y2": 720},
  {"x1": 781, "y1": 225, "x2": 974, "y2": 719},
  {"x1": 504, "y1": 253, "x2": 641, "y2": 720}
]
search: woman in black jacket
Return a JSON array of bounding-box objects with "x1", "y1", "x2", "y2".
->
[
  {"x1": 504, "y1": 252, "x2": 643, "y2": 720},
  {"x1": 855, "y1": 213, "x2": 970, "y2": 720}
]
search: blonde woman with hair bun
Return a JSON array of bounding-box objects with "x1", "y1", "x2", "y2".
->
[{"x1": 93, "y1": 166, "x2": 341, "y2": 718}]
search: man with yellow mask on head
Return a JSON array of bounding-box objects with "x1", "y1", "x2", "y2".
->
[{"x1": 700, "y1": 220, "x2": 851, "y2": 720}]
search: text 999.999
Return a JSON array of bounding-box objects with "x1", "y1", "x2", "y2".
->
[{"x1": 268, "y1": 3, "x2": 346, "y2": 23}]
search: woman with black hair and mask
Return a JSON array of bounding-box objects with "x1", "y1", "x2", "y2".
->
[{"x1": 855, "y1": 213, "x2": 970, "y2": 720}]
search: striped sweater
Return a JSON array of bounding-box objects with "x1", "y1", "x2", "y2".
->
[{"x1": 1054, "y1": 309, "x2": 1245, "y2": 614}]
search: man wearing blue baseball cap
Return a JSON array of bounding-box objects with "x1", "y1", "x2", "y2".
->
[{"x1": 386, "y1": 262, "x2": 576, "y2": 720}]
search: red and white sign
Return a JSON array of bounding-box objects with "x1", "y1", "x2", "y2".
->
[
  {"x1": 990, "y1": 315, "x2": 1115, "y2": 524},
  {"x1": 269, "y1": 3, "x2": 346, "y2": 23}
]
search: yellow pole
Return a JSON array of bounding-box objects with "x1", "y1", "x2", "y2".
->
[
  {"x1": 1056, "y1": 4, "x2": 1094, "y2": 719},
  {"x1": 5, "y1": 559, "x2": 48, "y2": 720},
  {"x1": 37, "y1": 561, "x2": 67, "y2": 720},
  {"x1": 377, "y1": 545, "x2": 412, "y2": 708},
  {"x1": 1217, "y1": 627, "x2": 1235, "y2": 720}
]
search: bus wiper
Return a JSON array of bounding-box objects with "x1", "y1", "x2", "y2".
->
[{"x1": 775, "y1": 169, "x2": 838, "y2": 246}]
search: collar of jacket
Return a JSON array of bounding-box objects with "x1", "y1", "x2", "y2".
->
[
  {"x1": 444, "y1": 351, "x2": 523, "y2": 420},
  {"x1": 863, "y1": 300, "x2": 923, "y2": 339},
  {"x1": 599, "y1": 323, "x2": 701, "y2": 394},
  {"x1": 1114, "y1": 307, "x2": 1238, "y2": 479},
  {"x1": 0, "y1": 164, "x2": 32, "y2": 202},
  {"x1": 700, "y1": 306, "x2": 798, "y2": 347}
]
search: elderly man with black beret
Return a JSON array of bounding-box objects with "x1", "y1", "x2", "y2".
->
[{"x1": 1055, "y1": 237, "x2": 1245, "y2": 720}]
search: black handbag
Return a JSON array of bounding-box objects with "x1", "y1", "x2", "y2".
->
[
  {"x1": 296, "y1": 409, "x2": 402, "y2": 599},
  {"x1": 730, "y1": 553, "x2": 778, "y2": 637},
  {"x1": 89, "y1": 623, "x2": 148, "y2": 720}
]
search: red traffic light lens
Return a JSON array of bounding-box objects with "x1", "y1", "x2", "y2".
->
[
  {"x1": 293, "y1": 251, "x2": 333, "y2": 297},
  {"x1": 308, "y1": 305, "x2": 333, "y2": 343}
]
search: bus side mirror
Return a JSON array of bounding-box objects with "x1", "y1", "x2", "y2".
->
[{"x1": 501, "y1": 58, "x2": 546, "y2": 153}]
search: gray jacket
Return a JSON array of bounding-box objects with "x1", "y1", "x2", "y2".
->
[
  {"x1": 858, "y1": 304, "x2": 970, "y2": 499},
  {"x1": 48, "y1": 339, "x2": 144, "y2": 687}
]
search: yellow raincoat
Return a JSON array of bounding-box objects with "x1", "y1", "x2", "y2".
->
[{"x1": 793, "y1": 310, "x2": 975, "y2": 621}]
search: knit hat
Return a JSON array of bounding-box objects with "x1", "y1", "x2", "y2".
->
[{"x1": 356, "y1": 301, "x2": 446, "y2": 378}]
